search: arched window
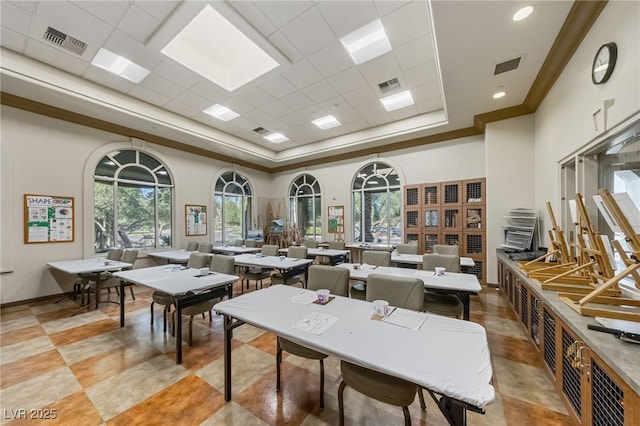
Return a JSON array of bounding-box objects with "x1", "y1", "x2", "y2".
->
[
  {"x1": 214, "y1": 171, "x2": 252, "y2": 243},
  {"x1": 352, "y1": 162, "x2": 401, "y2": 244},
  {"x1": 289, "y1": 174, "x2": 322, "y2": 240},
  {"x1": 94, "y1": 150, "x2": 173, "y2": 252}
]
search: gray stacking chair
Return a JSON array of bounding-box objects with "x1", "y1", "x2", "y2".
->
[
  {"x1": 422, "y1": 253, "x2": 463, "y2": 318},
  {"x1": 244, "y1": 239, "x2": 257, "y2": 248},
  {"x1": 186, "y1": 241, "x2": 199, "y2": 251},
  {"x1": 270, "y1": 246, "x2": 308, "y2": 287},
  {"x1": 241, "y1": 245, "x2": 278, "y2": 292},
  {"x1": 338, "y1": 274, "x2": 426, "y2": 425},
  {"x1": 233, "y1": 239, "x2": 244, "y2": 247},
  {"x1": 276, "y1": 265, "x2": 350, "y2": 408},
  {"x1": 432, "y1": 244, "x2": 459, "y2": 256},
  {"x1": 396, "y1": 243, "x2": 419, "y2": 254},
  {"x1": 197, "y1": 242, "x2": 213, "y2": 253},
  {"x1": 349, "y1": 250, "x2": 391, "y2": 300},
  {"x1": 80, "y1": 247, "x2": 123, "y2": 305},
  {"x1": 186, "y1": 252, "x2": 211, "y2": 269},
  {"x1": 303, "y1": 239, "x2": 318, "y2": 248}
]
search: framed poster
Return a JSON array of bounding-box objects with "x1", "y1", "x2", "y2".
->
[
  {"x1": 328, "y1": 205, "x2": 344, "y2": 233},
  {"x1": 186, "y1": 204, "x2": 207, "y2": 236},
  {"x1": 24, "y1": 194, "x2": 75, "y2": 243}
]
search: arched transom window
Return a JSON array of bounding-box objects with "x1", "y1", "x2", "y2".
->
[
  {"x1": 214, "y1": 171, "x2": 253, "y2": 243},
  {"x1": 94, "y1": 149, "x2": 173, "y2": 252},
  {"x1": 289, "y1": 174, "x2": 322, "y2": 240}
]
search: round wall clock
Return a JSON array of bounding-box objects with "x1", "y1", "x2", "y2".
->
[{"x1": 592, "y1": 42, "x2": 617, "y2": 85}]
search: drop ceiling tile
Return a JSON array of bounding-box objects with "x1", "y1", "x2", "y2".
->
[
  {"x1": 164, "y1": 98, "x2": 200, "y2": 118},
  {"x1": 364, "y1": 112, "x2": 393, "y2": 127},
  {"x1": 220, "y1": 97, "x2": 255, "y2": 115},
  {"x1": 374, "y1": 0, "x2": 411, "y2": 17},
  {"x1": 135, "y1": 0, "x2": 179, "y2": 22},
  {"x1": 172, "y1": 90, "x2": 211, "y2": 112},
  {"x1": 152, "y1": 60, "x2": 202, "y2": 90},
  {"x1": 316, "y1": 1, "x2": 378, "y2": 37},
  {"x1": 297, "y1": 105, "x2": 329, "y2": 121},
  {"x1": 254, "y1": 0, "x2": 313, "y2": 28},
  {"x1": 342, "y1": 86, "x2": 378, "y2": 108},
  {"x1": 279, "y1": 91, "x2": 314, "y2": 111},
  {"x1": 267, "y1": 31, "x2": 303, "y2": 64},
  {"x1": 307, "y1": 41, "x2": 353, "y2": 78},
  {"x1": 357, "y1": 52, "x2": 401, "y2": 88},
  {"x1": 73, "y1": 1, "x2": 130, "y2": 26},
  {"x1": 356, "y1": 99, "x2": 387, "y2": 117},
  {"x1": 261, "y1": 99, "x2": 293, "y2": 118},
  {"x1": 10, "y1": 1, "x2": 36, "y2": 13},
  {"x1": 389, "y1": 105, "x2": 417, "y2": 121},
  {"x1": 238, "y1": 86, "x2": 277, "y2": 108},
  {"x1": 83, "y1": 64, "x2": 137, "y2": 93},
  {"x1": 403, "y1": 61, "x2": 437, "y2": 88},
  {"x1": 301, "y1": 80, "x2": 339, "y2": 103},
  {"x1": 263, "y1": 119, "x2": 287, "y2": 132},
  {"x1": 383, "y1": 1, "x2": 429, "y2": 47},
  {"x1": 189, "y1": 79, "x2": 229, "y2": 103},
  {"x1": 104, "y1": 29, "x2": 163, "y2": 70},
  {"x1": 243, "y1": 108, "x2": 274, "y2": 125},
  {"x1": 128, "y1": 84, "x2": 172, "y2": 106},
  {"x1": 258, "y1": 74, "x2": 298, "y2": 98},
  {"x1": 228, "y1": 116, "x2": 260, "y2": 133},
  {"x1": 410, "y1": 81, "x2": 441, "y2": 103},
  {"x1": 1, "y1": 27, "x2": 27, "y2": 52},
  {"x1": 280, "y1": 112, "x2": 308, "y2": 127},
  {"x1": 327, "y1": 67, "x2": 367, "y2": 93},
  {"x1": 344, "y1": 118, "x2": 369, "y2": 132},
  {"x1": 415, "y1": 97, "x2": 443, "y2": 114},
  {"x1": 1, "y1": 1, "x2": 32, "y2": 34},
  {"x1": 140, "y1": 72, "x2": 185, "y2": 99},
  {"x1": 331, "y1": 107, "x2": 361, "y2": 124},
  {"x1": 25, "y1": 38, "x2": 89, "y2": 77},
  {"x1": 280, "y1": 7, "x2": 335, "y2": 56},
  {"x1": 117, "y1": 4, "x2": 160, "y2": 43},
  {"x1": 228, "y1": 1, "x2": 277, "y2": 37},
  {"x1": 394, "y1": 35, "x2": 434, "y2": 70},
  {"x1": 281, "y1": 59, "x2": 323, "y2": 90},
  {"x1": 317, "y1": 95, "x2": 350, "y2": 113}
]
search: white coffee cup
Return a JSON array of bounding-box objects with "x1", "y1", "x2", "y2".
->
[
  {"x1": 373, "y1": 300, "x2": 391, "y2": 317},
  {"x1": 353, "y1": 263, "x2": 361, "y2": 270},
  {"x1": 200, "y1": 267, "x2": 209, "y2": 275},
  {"x1": 317, "y1": 289, "x2": 330, "y2": 304},
  {"x1": 435, "y1": 266, "x2": 446, "y2": 276}
]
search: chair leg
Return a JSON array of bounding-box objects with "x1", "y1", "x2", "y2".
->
[
  {"x1": 163, "y1": 306, "x2": 168, "y2": 333},
  {"x1": 276, "y1": 340, "x2": 283, "y2": 391},
  {"x1": 319, "y1": 359, "x2": 325, "y2": 409},
  {"x1": 150, "y1": 302, "x2": 155, "y2": 325},
  {"x1": 128, "y1": 285, "x2": 136, "y2": 300},
  {"x1": 402, "y1": 406, "x2": 411, "y2": 426},
  {"x1": 418, "y1": 388, "x2": 426, "y2": 410},
  {"x1": 188, "y1": 315, "x2": 193, "y2": 347},
  {"x1": 338, "y1": 380, "x2": 347, "y2": 426}
]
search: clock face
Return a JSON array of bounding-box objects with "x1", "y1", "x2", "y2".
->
[{"x1": 592, "y1": 42, "x2": 617, "y2": 85}]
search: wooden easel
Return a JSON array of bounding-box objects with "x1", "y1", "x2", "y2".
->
[{"x1": 560, "y1": 188, "x2": 640, "y2": 321}]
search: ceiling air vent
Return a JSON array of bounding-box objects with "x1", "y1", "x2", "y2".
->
[
  {"x1": 43, "y1": 26, "x2": 87, "y2": 56},
  {"x1": 378, "y1": 77, "x2": 401, "y2": 94},
  {"x1": 494, "y1": 57, "x2": 522, "y2": 75},
  {"x1": 252, "y1": 127, "x2": 269, "y2": 135}
]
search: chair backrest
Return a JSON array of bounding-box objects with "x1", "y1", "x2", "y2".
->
[
  {"x1": 362, "y1": 250, "x2": 391, "y2": 266},
  {"x1": 306, "y1": 265, "x2": 349, "y2": 296},
  {"x1": 288, "y1": 246, "x2": 308, "y2": 259},
  {"x1": 422, "y1": 253, "x2": 461, "y2": 273},
  {"x1": 120, "y1": 249, "x2": 138, "y2": 269},
  {"x1": 233, "y1": 239, "x2": 244, "y2": 247},
  {"x1": 365, "y1": 273, "x2": 424, "y2": 311},
  {"x1": 187, "y1": 252, "x2": 211, "y2": 269},
  {"x1": 198, "y1": 242, "x2": 213, "y2": 253},
  {"x1": 244, "y1": 239, "x2": 256, "y2": 247},
  {"x1": 186, "y1": 241, "x2": 199, "y2": 251},
  {"x1": 106, "y1": 248, "x2": 124, "y2": 261},
  {"x1": 210, "y1": 255, "x2": 235, "y2": 274},
  {"x1": 328, "y1": 240, "x2": 345, "y2": 250},
  {"x1": 303, "y1": 239, "x2": 318, "y2": 248},
  {"x1": 396, "y1": 243, "x2": 418, "y2": 255},
  {"x1": 433, "y1": 244, "x2": 459, "y2": 256},
  {"x1": 262, "y1": 245, "x2": 280, "y2": 256}
]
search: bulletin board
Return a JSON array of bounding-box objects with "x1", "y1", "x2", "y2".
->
[
  {"x1": 328, "y1": 205, "x2": 344, "y2": 233},
  {"x1": 186, "y1": 204, "x2": 207, "y2": 236},
  {"x1": 24, "y1": 194, "x2": 75, "y2": 244}
]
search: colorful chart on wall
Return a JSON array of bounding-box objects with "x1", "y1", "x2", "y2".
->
[
  {"x1": 186, "y1": 204, "x2": 207, "y2": 236},
  {"x1": 24, "y1": 194, "x2": 75, "y2": 243},
  {"x1": 328, "y1": 205, "x2": 344, "y2": 233}
]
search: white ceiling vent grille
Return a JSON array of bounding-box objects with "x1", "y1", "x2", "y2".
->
[
  {"x1": 43, "y1": 27, "x2": 87, "y2": 56},
  {"x1": 378, "y1": 78, "x2": 401, "y2": 94},
  {"x1": 252, "y1": 127, "x2": 269, "y2": 135},
  {"x1": 494, "y1": 57, "x2": 522, "y2": 75}
]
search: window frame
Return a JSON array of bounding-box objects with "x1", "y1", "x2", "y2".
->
[
  {"x1": 214, "y1": 171, "x2": 253, "y2": 244},
  {"x1": 289, "y1": 173, "x2": 322, "y2": 241}
]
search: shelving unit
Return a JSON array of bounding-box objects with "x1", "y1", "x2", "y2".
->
[{"x1": 501, "y1": 208, "x2": 537, "y2": 251}]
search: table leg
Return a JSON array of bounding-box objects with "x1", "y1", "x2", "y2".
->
[
  {"x1": 224, "y1": 314, "x2": 232, "y2": 401},
  {"x1": 175, "y1": 298, "x2": 183, "y2": 364},
  {"x1": 119, "y1": 280, "x2": 126, "y2": 327},
  {"x1": 94, "y1": 272, "x2": 101, "y2": 311},
  {"x1": 460, "y1": 292, "x2": 471, "y2": 321}
]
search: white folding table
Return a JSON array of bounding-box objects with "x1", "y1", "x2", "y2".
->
[
  {"x1": 337, "y1": 263, "x2": 481, "y2": 320},
  {"x1": 210, "y1": 245, "x2": 262, "y2": 255},
  {"x1": 279, "y1": 247, "x2": 350, "y2": 265},
  {"x1": 391, "y1": 253, "x2": 476, "y2": 268},
  {"x1": 234, "y1": 254, "x2": 313, "y2": 287},
  {"x1": 113, "y1": 265, "x2": 238, "y2": 364},
  {"x1": 215, "y1": 285, "x2": 494, "y2": 426},
  {"x1": 47, "y1": 258, "x2": 132, "y2": 312}
]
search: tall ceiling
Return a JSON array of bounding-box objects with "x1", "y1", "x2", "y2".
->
[{"x1": 0, "y1": 1, "x2": 602, "y2": 172}]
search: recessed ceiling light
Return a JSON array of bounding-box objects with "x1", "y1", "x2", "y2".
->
[
  {"x1": 91, "y1": 48, "x2": 150, "y2": 83},
  {"x1": 264, "y1": 133, "x2": 289, "y2": 143},
  {"x1": 493, "y1": 91, "x2": 506, "y2": 99},
  {"x1": 513, "y1": 6, "x2": 534, "y2": 21},
  {"x1": 380, "y1": 90, "x2": 414, "y2": 112},
  {"x1": 340, "y1": 19, "x2": 391, "y2": 65},
  {"x1": 312, "y1": 115, "x2": 341, "y2": 130},
  {"x1": 203, "y1": 104, "x2": 239, "y2": 121},
  {"x1": 161, "y1": 5, "x2": 279, "y2": 92}
]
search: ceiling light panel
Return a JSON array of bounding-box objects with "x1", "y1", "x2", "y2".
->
[
  {"x1": 264, "y1": 132, "x2": 289, "y2": 143},
  {"x1": 340, "y1": 19, "x2": 391, "y2": 65},
  {"x1": 161, "y1": 5, "x2": 279, "y2": 92},
  {"x1": 380, "y1": 90, "x2": 414, "y2": 112},
  {"x1": 91, "y1": 48, "x2": 150, "y2": 83},
  {"x1": 312, "y1": 115, "x2": 341, "y2": 129},
  {"x1": 203, "y1": 104, "x2": 239, "y2": 121}
]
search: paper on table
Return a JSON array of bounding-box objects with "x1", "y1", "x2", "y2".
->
[
  {"x1": 289, "y1": 290, "x2": 318, "y2": 304},
  {"x1": 382, "y1": 308, "x2": 427, "y2": 330},
  {"x1": 293, "y1": 312, "x2": 339, "y2": 335}
]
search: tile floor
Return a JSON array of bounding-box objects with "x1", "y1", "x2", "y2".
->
[{"x1": 0, "y1": 279, "x2": 577, "y2": 425}]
